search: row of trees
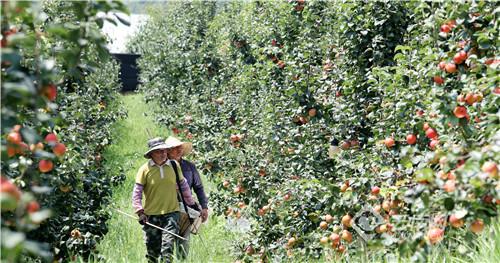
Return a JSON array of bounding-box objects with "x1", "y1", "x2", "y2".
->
[
  {"x1": 131, "y1": 0, "x2": 499, "y2": 261},
  {"x1": 1, "y1": 1, "x2": 128, "y2": 261}
]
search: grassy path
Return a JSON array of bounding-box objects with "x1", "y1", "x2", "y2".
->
[{"x1": 96, "y1": 93, "x2": 236, "y2": 262}]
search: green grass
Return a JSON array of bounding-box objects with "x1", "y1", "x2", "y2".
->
[{"x1": 94, "y1": 93, "x2": 236, "y2": 262}]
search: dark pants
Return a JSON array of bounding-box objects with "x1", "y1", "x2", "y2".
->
[
  {"x1": 142, "y1": 212, "x2": 180, "y2": 263},
  {"x1": 178, "y1": 228, "x2": 190, "y2": 259}
]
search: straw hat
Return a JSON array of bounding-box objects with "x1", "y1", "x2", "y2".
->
[
  {"x1": 164, "y1": 136, "x2": 193, "y2": 156},
  {"x1": 144, "y1": 137, "x2": 169, "y2": 158}
]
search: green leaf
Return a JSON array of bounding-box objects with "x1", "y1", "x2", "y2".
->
[
  {"x1": 395, "y1": 45, "x2": 411, "y2": 52},
  {"x1": 46, "y1": 25, "x2": 69, "y2": 38},
  {"x1": 36, "y1": 113, "x2": 52, "y2": 122},
  {"x1": 1, "y1": 229, "x2": 25, "y2": 249},
  {"x1": 415, "y1": 168, "x2": 434, "y2": 183},
  {"x1": 444, "y1": 197, "x2": 455, "y2": 210},
  {"x1": 113, "y1": 13, "x2": 130, "y2": 26},
  {"x1": 2, "y1": 82, "x2": 36, "y2": 96},
  {"x1": 29, "y1": 210, "x2": 52, "y2": 224},
  {"x1": 20, "y1": 127, "x2": 40, "y2": 144},
  {"x1": 0, "y1": 195, "x2": 18, "y2": 211},
  {"x1": 477, "y1": 36, "x2": 491, "y2": 49},
  {"x1": 401, "y1": 157, "x2": 413, "y2": 169}
]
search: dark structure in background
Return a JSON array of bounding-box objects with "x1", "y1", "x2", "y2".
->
[{"x1": 112, "y1": 53, "x2": 141, "y2": 92}]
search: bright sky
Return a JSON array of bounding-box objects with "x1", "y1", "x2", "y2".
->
[{"x1": 102, "y1": 13, "x2": 149, "y2": 54}]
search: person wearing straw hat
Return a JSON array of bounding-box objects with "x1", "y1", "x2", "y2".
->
[
  {"x1": 165, "y1": 136, "x2": 208, "y2": 259},
  {"x1": 132, "y1": 137, "x2": 196, "y2": 263}
]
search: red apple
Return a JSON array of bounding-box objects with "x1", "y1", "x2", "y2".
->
[
  {"x1": 440, "y1": 24, "x2": 451, "y2": 33},
  {"x1": 449, "y1": 214, "x2": 464, "y2": 228},
  {"x1": 443, "y1": 180, "x2": 455, "y2": 192},
  {"x1": 257, "y1": 208, "x2": 265, "y2": 216},
  {"x1": 447, "y1": 20, "x2": 456, "y2": 27},
  {"x1": 427, "y1": 227, "x2": 444, "y2": 244},
  {"x1": 453, "y1": 106, "x2": 467, "y2": 118},
  {"x1": 45, "y1": 133, "x2": 58, "y2": 143},
  {"x1": 230, "y1": 134, "x2": 243, "y2": 143},
  {"x1": 426, "y1": 128, "x2": 438, "y2": 139},
  {"x1": 429, "y1": 139, "x2": 439, "y2": 150},
  {"x1": 337, "y1": 244, "x2": 346, "y2": 253},
  {"x1": 482, "y1": 161, "x2": 498, "y2": 178},
  {"x1": 382, "y1": 200, "x2": 391, "y2": 212},
  {"x1": 7, "y1": 132, "x2": 22, "y2": 144},
  {"x1": 433, "y1": 76, "x2": 444, "y2": 85},
  {"x1": 465, "y1": 93, "x2": 476, "y2": 105},
  {"x1": 470, "y1": 219, "x2": 484, "y2": 233},
  {"x1": 329, "y1": 233, "x2": 340, "y2": 245},
  {"x1": 1, "y1": 177, "x2": 21, "y2": 201},
  {"x1": 26, "y1": 201, "x2": 40, "y2": 213},
  {"x1": 445, "y1": 63, "x2": 457, "y2": 73},
  {"x1": 437, "y1": 170, "x2": 447, "y2": 180},
  {"x1": 52, "y1": 143, "x2": 66, "y2": 157},
  {"x1": 453, "y1": 51, "x2": 467, "y2": 64},
  {"x1": 277, "y1": 60, "x2": 286, "y2": 69},
  {"x1": 38, "y1": 160, "x2": 54, "y2": 173},
  {"x1": 308, "y1": 108, "x2": 317, "y2": 117},
  {"x1": 341, "y1": 214, "x2": 352, "y2": 228},
  {"x1": 7, "y1": 146, "x2": 17, "y2": 157},
  {"x1": 384, "y1": 137, "x2": 395, "y2": 148},
  {"x1": 43, "y1": 84, "x2": 57, "y2": 101},
  {"x1": 406, "y1": 134, "x2": 417, "y2": 145},
  {"x1": 341, "y1": 230, "x2": 353, "y2": 243},
  {"x1": 438, "y1": 61, "x2": 446, "y2": 70},
  {"x1": 340, "y1": 141, "x2": 350, "y2": 150},
  {"x1": 473, "y1": 93, "x2": 483, "y2": 103},
  {"x1": 482, "y1": 195, "x2": 493, "y2": 204}
]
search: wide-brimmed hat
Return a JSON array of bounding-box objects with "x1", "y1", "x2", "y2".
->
[
  {"x1": 164, "y1": 136, "x2": 193, "y2": 156},
  {"x1": 144, "y1": 137, "x2": 169, "y2": 158}
]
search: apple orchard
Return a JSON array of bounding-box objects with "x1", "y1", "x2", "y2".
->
[
  {"x1": 129, "y1": 0, "x2": 498, "y2": 261},
  {"x1": 2, "y1": 0, "x2": 500, "y2": 262}
]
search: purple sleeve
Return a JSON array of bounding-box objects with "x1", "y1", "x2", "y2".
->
[
  {"x1": 191, "y1": 165, "x2": 208, "y2": 209},
  {"x1": 132, "y1": 183, "x2": 144, "y2": 213},
  {"x1": 179, "y1": 178, "x2": 195, "y2": 205}
]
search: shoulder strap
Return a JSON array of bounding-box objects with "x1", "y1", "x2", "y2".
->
[{"x1": 171, "y1": 160, "x2": 193, "y2": 222}]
